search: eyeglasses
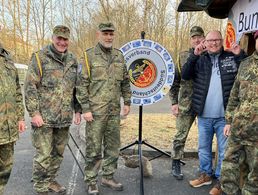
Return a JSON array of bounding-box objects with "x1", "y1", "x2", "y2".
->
[{"x1": 206, "y1": 39, "x2": 222, "y2": 44}]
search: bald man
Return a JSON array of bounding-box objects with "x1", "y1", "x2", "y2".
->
[{"x1": 182, "y1": 30, "x2": 246, "y2": 195}]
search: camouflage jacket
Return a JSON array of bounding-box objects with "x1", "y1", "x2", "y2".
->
[
  {"x1": 25, "y1": 44, "x2": 80, "y2": 128},
  {"x1": 169, "y1": 48, "x2": 193, "y2": 114},
  {"x1": 76, "y1": 43, "x2": 131, "y2": 115},
  {"x1": 0, "y1": 47, "x2": 24, "y2": 145},
  {"x1": 225, "y1": 51, "x2": 258, "y2": 144}
]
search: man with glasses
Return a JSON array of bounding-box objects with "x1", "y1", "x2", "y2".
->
[{"x1": 182, "y1": 30, "x2": 246, "y2": 195}]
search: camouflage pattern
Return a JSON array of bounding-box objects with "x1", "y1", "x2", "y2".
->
[
  {"x1": 0, "y1": 46, "x2": 24, "y2": 195},
  {"x1": 25, "y1": 44, "x2": 80, "y2": 192},
  {"x1": 172, "y1": 114, "x2": 196, "y2": 159},
  {"x1": 76, "y1": 43, "x2": 131, "y2": 184},
  {"x1": 98, "y1": 22, "x2": 115, "y2": 31},
  {"x1": 169, "y1": 49, "x2": 194, "y2": 114},
  {"x1": 84, "y1": 115, "x2": 120, "y2": 184},
  {"x1": 224, "y1": 51, "x2": 258, "y2": 143},
  {"x1": 0, "y1": 47, "x2": 24, "y2": 145},
  {"x1": 52, "y1": 25, "x2": 70, "y2": 39},
  {"x1": 221, "y1": 136, "x2": 255, "y2": 195},
  {"x1": 31, "y1": 126, "x2": 69, "y2": 192},
  {"x1": 169, "y1": 49, "x2": 196, "y2": 160},
  {"x1": 25, "y1": 44, "x2": 80, "y2": 127},
  {"x1": 76, "y1": 43, "x2": 131, "y2": 115},
  {"x1": 0, "y1": 143, "x2": 14, "y2": 195},
  {"x1": 190, "y1": 26, "x2": 204, "y2": 37},
  {"x1": 221, "y1": 51, "x2": 258, "y2": 195}
]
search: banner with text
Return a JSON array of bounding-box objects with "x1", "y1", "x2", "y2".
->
[{"x1": 225, "y1": 0, "x2": 258, "y2": 48}]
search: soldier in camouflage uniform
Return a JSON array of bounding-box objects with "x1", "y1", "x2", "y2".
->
[
  {"x1": 169, "y1": 26, "x2": 204, "y2": 180},
  {"x1": 76, "y1": 22, "x2": 131, "y2": 195},
  {"x1": 24, "y1": 25, "x2": 81, "y2": 195},
  {"x1": 221, "y1": 31, "x2": 258, "y2": 195},
  {"x1": 0, "y1": 43, "x2": 25, "y2": 195}
]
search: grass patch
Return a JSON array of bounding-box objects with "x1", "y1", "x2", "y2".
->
[{"x1": 120, "y1": 113, "x2": 199, "y2": 151}]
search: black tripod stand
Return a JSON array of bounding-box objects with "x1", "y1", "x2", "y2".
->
[
  {"x1": 120, "y1": 105, "x2": 172, "y2": 159},
  {"x1": 120, "y1": 31, "x2": 175, "y2": 195},
  {"x1": 120, "y1": 31, "x2": 171, "y2": 159}
]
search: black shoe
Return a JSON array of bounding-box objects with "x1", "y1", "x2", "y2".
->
[{"x1": 172, "y1": 159, "x2": 183, "y2": 180}]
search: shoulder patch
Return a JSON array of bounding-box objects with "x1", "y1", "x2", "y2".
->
[{"x1": 77, "y1": 63, "x2": 83, "y2": 74}]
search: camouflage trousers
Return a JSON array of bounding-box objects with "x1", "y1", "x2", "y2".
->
[
  {"x1": 31, "y1": 126, "x2": 70, "y2": 192},
  {"x1": 84, "y1": 114, "x2": 120, "y2": 185},
  {"x1": 172, "y1": 113, "x2": 196, "y2": 160},
  {"x1": 0, "y1": 142, "x2": 14, "y2": 195},
  {"x1": 221, "y1": 136, "x2": 258, "y2": 195}
]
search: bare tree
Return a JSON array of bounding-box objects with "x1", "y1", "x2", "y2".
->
[
  {"x1": 0, "y1": 0, "x2": 227, "y2": 63},
  {"x1": 31, "y1": 0, "x2": 53, "y2": 49},
  {"x1": 98, "y1": 0, "x2": 111, "y2": 21}
]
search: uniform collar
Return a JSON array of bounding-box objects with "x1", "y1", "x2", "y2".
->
[
  {"x1": 49, "y1": 44, "x2": 68, "y2": 62},
  {"x1": 94, "y1": 43, "x2": 118, "y2": 62}
]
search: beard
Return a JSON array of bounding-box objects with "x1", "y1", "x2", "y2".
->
[{"x1": 99, "y1": 40, "x2": 112, "y2": 48}]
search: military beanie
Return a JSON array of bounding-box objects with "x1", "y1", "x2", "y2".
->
[
  {"x1": 190, "y1": 26, "x2": 204, "y2": 37},
  {"x1": 98, "y1": 22, "x2": 115, "y2": 31},
  {"x1": 53, "y1": 25, "x2": 70, "y2": 39}
]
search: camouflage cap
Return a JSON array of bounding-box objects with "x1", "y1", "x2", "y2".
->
[
  {"x1": 190, "y1": 26, "x2": 204, "y2": 37},
  {"x1": 254, "y1": 30, "x2": 258, "y2": 40},
  {"x1": 98, "y1": 22, "x2": 115, "y2": 31},
  {"x1": 53, "y1": 25, "x2": 70, "y2": 39}
]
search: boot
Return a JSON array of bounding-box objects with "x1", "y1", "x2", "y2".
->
[
  {"x1": 87, "y1": 184, "x2": 99, "y2": 195},
  {"x1": 101, "y1": 177, "x2": 123, "y2": 191},
  {"x1": 48, "y1": 180, "x2": 66, "y2": 194},
  {"x1": 172, "y1": 159, "x2": 183, "y2": 180},
  {"x1": 209, "y1": 180, "x2": 222, "y2": 195}
]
